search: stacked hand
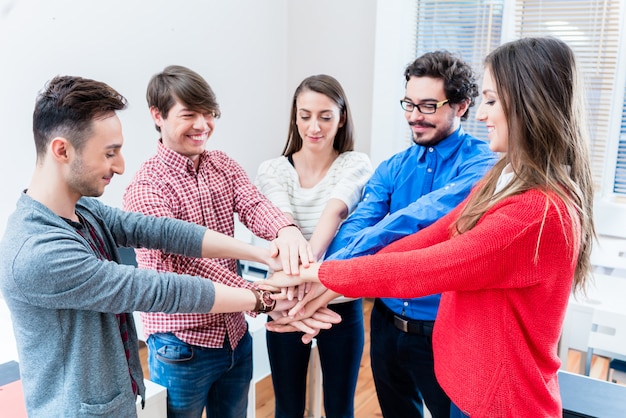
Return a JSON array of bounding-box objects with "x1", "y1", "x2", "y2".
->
[
  {"x1": 260, "y1": 265, "x2": 338, "y2": 344},
  {"x1": 265, "y1": 229, "x2": 339, "y2": 343}
]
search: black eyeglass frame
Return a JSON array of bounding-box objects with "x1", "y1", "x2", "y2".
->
[{"x1": 399, "y1": 99, "x2": 449, "y2": 114}]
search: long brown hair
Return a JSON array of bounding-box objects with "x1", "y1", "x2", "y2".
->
[
  {"x1": 453, "y1": 37, "x2": 595, "y2": 293},
  {"x1": 282, "y1": 74, "x2": 354, "y2": 156}
]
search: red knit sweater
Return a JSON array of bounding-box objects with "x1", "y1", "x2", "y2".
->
[{"x1": 319, "y1": 189, "x2": 580, "y2": 417}]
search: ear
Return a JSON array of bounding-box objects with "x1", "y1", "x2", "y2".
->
[
  {"x1": 49, "y1": 137, "x2": 73, "y2": 163},
  {"x1": 150, "y1": 106, "x2": 164, "y2": 128},
  {"x1": 455, "y1": 99, "x2": 470, "y2": 118},
  {"x1": 339, "y1": 110, "x2": 346, "y2": 128}
]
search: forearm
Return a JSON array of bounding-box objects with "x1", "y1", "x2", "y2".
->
[
  {"x1": 209, "y1": 283, "x2": 262, "y2": 313},
  {"x1": 300, "y1": 263, "x2": 322, "y2": 282},
  {"x1": 201, "y1": 228, "x2": 272, "y2": 264},
  {"x1": 309, "y1": 200, "x2": 348, "y2": 261}
]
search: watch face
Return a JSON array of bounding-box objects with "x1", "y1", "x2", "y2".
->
[
  {"x1": 262, "y1": 290, "x2": 274, "y2": 306},
  {"x1": 260, "y1": 290, "x2": 275, "y2": 312}
]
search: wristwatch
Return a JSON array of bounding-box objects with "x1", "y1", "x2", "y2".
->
[{"x1": 251, "y1": 287, "x2": 276, "y2": 313}]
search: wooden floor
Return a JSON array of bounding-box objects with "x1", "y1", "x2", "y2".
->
[{"x1": 138, "y1": 298, "x2": 617, "y2": 418}]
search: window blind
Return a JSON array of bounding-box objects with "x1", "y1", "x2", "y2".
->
[
  {"x1": 411, "y1": 0, "x2": 626, "y2": 196},
  {"x1": 413, "y1": 0, "x2": 505, "y2": 144},
  {"x1": 513, "y1": 0, "x2": 624, "y2": 193},
  {"x1": 616, "y1": 91, "x2": 626, "y2": 194}
]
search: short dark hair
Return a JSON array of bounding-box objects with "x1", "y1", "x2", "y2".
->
[
  {"x1": 404, "y1": 51, "x2": 478, "y2": 120},
  {"x1": 282, "y1": 74, "x2": 355, "y2": 156},
  {"x1": 32, "y1": 76, "x2": 127, "y2": 159},
  {"x1": 146, "y1": 65, "x2": 220, "y2": 132}
]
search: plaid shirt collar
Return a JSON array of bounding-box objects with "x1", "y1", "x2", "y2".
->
[{"x1": 156, "y1": 139, "x2": 208, "y2": 174}]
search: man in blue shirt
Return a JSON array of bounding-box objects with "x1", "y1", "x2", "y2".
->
[{"x1": 325, "y1": 51, "x2": 497, "y2": 418}]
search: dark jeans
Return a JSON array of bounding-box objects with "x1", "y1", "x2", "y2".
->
[
  {"x1": 266, "y1": 299, "x2": 365, "y2": 418},
  {"x1": 449, "y1": 403, "x2": 470, "y2": 418},
  {"x1": 147, "y1": 331, "x2": 252, "y2": 418},
  {"x1": 370, "y1": 299, "x2": 451, "y2": 418}
]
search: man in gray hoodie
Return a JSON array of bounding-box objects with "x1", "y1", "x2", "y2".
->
[{"x1": 0, "y1": 75, "x2": 338, "y2": 417}]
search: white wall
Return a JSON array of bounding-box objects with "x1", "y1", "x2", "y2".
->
[
  {"x1": 370, "y1": 0, "x2": 416, "y2": 167},
  {"x1": 286, "y1": 1, "x2": 376, "y2": 158},
  {"x1": 0, "y1": 0, "x2": 379, "y2": 237}
]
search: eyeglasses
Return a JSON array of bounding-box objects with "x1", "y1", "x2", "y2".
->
[{"x1": 400, "y1": 99, "x2": 449, "y2": 114}]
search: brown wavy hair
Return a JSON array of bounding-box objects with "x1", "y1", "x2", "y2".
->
[{"x1": 453, "y1": 37, "x2": 595, "y2": 294}]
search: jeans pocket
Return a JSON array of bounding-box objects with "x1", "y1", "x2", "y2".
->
[{"x1": 151, "y1": 333, "x2": 195, "y2": 364}]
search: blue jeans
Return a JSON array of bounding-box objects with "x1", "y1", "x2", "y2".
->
[
  {"x1": 370, "y1": 299, "x2": 450, "y2": 418},
  {"x1": 147, "y1": 331, "x2": 252, "y2": 418},
  {"x1": 266, "y1": 299, "x2": 365, "y2": 418}
]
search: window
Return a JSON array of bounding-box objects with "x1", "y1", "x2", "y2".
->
[
  {"x1": 616, "y1": 91, "x2": 626, "y2": 195},
  {"x1": 413, "y1": 0, "x2": 505, "y2": 145},
  {"x1": 381, "y1": 0, "x2": 626, "y2": 197},
  {"x1": 511, "y1": 0, "x2": 626, "y2": 198}
]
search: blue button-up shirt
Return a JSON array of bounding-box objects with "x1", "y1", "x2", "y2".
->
[{"x1": 325, "y1": 127, "x2": 497, "y2": 320}]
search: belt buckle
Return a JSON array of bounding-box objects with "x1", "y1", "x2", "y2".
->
[{"x1": 393, "y1": 315, "x2": 409, "y2": 333}]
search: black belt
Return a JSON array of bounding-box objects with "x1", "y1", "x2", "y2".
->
[{"x1": 374, "y1": 299, "x2": 434, "y2": 337}]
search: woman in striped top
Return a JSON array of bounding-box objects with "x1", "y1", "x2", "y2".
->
[{"x1": 256, "y1": 74, "x2": 373, "y2": 418}]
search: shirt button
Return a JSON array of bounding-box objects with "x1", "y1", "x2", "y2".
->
[
  {"x1": 428, "y1": 147, "x2": 434, "y2": 152},
  {"x1": 427, "y1": 168, "x2": 433, "y2": 173},
  {"x1": 403, "y1": 301, "x2": 409, "y2": 306}
]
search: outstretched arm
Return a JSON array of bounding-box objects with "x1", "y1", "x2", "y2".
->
[
  {"x1": 209, "y1": 282, "x2": 341, "y2": 338},
  {"x1": 200, "y1": 228, "x2": 282, "y2": 271},
  {"x1": 262, "y1": 263, "x2": 323, "y2": 289},
  {"x1": 309, "y1": 199, "x2": 349, "y2": 261},
  {"x1": 326, "y1": 149, "x2": 496, "y2": 261}
]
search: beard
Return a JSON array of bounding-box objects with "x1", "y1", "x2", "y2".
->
[
  {"x1": 409, "y1": 117, "x2": 457, "y2": 147},
  {"x1": 68, "y1": 156, "x2": 105, "y2": 198}
]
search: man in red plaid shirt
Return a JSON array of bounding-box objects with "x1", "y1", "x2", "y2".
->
[{"x1": 123, "y1": 65, "x2": 313, "y2": 418}]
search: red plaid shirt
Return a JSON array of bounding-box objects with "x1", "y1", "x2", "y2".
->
[{"x1": 123, "y1": 141, "x2": 292, "y2": 349}]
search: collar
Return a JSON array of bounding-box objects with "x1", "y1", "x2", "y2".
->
[
  {"x1": 494, "y1": 163, "x2": 515, "y2": 194},
  {"x1": 414, "y1": 126, "x2": 467, "y2": 161},
  {"x1": 156, "y1": 140, "x2": 207, "y2": 173}
]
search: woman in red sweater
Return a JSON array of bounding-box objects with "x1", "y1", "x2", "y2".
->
[{"x1": 264, "y1": 37, "x2": 595, "y2": 417}]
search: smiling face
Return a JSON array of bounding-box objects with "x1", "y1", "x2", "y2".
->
[
  {"x1": 403, "y1": 76, "x2": 467, "y2": 146},
  {"x1": 295, "y1": 90, "x2": 344, "y2": 153},
  {"x1": 151, "y1": 99, "x2": 216, "y2": 168},
  {"x1": 476, "y1": 67, "x2": 508, "y2": 153},
  {"x1": 67, "y1": 114, "x2": 125, "y2": 198}
]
